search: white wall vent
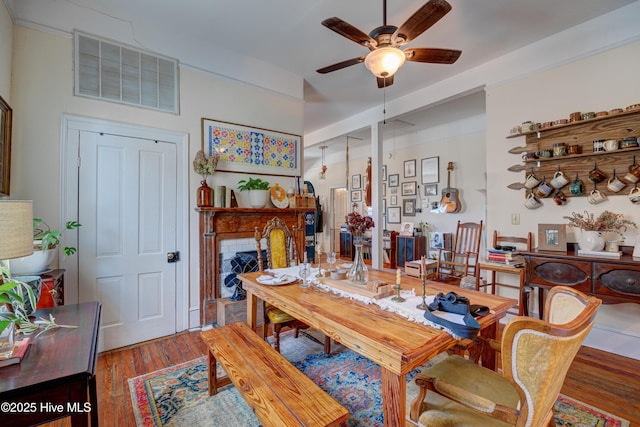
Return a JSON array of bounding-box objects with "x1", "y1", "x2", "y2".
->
[{"x1": 74, "y1": 32, "x2": 179, "y2": 114}]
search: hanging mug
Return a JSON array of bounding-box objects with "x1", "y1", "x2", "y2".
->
[
  {"x1": 628, "y1": 187, "x2": 640, "y2": 204},
  {"x1": 587, "y1": 189, "x2": 607, "y2": 205},
  {"x1": 524, "y1": 172, "x2": 541, "y2": 189},
  {"x1": 588, "y1": 164, "x2": 606, "y2": 184},
  {"x1": 550, "y1": 170, "x2": 569, "y2": 189},
  {"x1": 534, "y1": 179, "x2": 554, "y2": 198},
  {"x1": 524, "y1": 193, "x2": 542, "y2": 209},
  {"x1": 570, "y1": 174, "x2": 584, "y2": 195},
  {"x1": 607, "y1": 176, "x2": 625, "y2": 193},
  {"x1": 553, "y1": 190, "x2": 567, "y2": 206},
  {"x1": 624, "y1": 163, "x2": 640, "y2": 184}
]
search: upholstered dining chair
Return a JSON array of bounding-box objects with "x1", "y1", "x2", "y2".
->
[
  {"x1": 409, "y1": 286, "x2": 601, "y2": 427},
  {"x1": 435, "y1": 220, "x2": 483, "y2": 285},
  {"x1": 254, "y1": 217, "x2": 331, "y2": 354}
]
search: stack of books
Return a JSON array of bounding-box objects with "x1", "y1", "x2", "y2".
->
[
  {"x1": 486, "y1": 249, "x2": 524, "y2": 266},
  {"x1": 0, "y1": 338, "x2": 32, "y2": 368}
]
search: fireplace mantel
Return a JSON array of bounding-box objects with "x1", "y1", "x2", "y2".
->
[{"x1": 196, "y1": 207, "x2": 314, "y2": 325}]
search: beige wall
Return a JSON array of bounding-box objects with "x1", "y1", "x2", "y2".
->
[
  {"x1": 8, "y1": 24, "x2": 303, "y2": 328},
  {"x1": 0, "y1": 2, "x2": 11, "y2": 99},
  {"x1": 486, "y1": 40, "x2": 640, "y2": 248}
]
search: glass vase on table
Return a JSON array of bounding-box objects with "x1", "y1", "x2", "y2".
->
[
  {"x1": 298, "y1": 262, "x2": 311, "y2": 288},
  {"x1": 348, "y1": 233, "x2": 368, "y2": 286}
]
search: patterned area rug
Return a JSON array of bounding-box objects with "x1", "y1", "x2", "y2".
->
[{"x1": 129, "y1": 334, "x2": 630, "y2": 427}]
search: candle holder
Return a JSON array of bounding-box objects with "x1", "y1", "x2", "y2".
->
[
  {"x1": 416, "y1": 274, "x2": 428, "y2": 310},
  {"x1": 391, "y1": 281, "x2": 405, "y2": 302}
]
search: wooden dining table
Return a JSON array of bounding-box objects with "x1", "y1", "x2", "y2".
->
[{"x1": 240, "y1": 268, "x2": 516, "y2": 427}]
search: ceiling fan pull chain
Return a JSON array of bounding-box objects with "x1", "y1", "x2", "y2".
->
[{"x1": 383, "y1": 80, "x2": 387, "y2": 124}]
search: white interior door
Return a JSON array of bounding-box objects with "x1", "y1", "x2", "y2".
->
[{"x1": 77, "y1": 131, "x2": 177, "y2": 350}]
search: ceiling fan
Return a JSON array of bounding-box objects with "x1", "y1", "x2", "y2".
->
[{"x1": 316, "y1": 0, "x2": 461, "y2": 88}]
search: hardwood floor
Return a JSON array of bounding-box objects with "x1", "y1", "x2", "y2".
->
[{"x1": 41, "y1": 330, "x2": 639, "y2": 426}]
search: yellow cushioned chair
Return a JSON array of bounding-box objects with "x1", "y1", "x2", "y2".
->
[
  {"x1": 409, "y1": 286, "x2": 601, "y2": 426},
  {"x1": 255, "y1": 217, "x2": 331, "y2": 354}
]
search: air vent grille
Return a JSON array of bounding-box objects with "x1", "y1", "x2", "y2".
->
[{"x1": 74, "y1": 32, "x2": 179, "y2": 114}]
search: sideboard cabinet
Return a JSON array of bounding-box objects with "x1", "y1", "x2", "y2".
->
[
  {"x1": 396, "y1": 236, "x2": 427, "y2": 268},
  {"x1": 522, "y1": 248, "x2": 640, "y2": 316}
]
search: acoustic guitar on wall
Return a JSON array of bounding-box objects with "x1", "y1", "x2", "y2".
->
[{"x1": 440, "y1": 162, "x2": 461, "y2": 213}]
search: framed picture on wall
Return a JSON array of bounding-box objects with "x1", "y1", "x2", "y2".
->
[
  {"x1": 403, "y1": 199, "x2": 416, "y2": 216},
  {"x1": 387, "y1": 206, "x2": 401, "y2": 224},
  {"x1": 404, "y1": 159, "x2": 416, "y2": 178},
  {"x1": 401, "y1": 181, "x2": 417, "y2": 196},
  {"x1": 382, "y1": 165, "x2": 387, "y2": 181},
  {"x1": 538, "y1": 224, "x2": 567, "y2": 252},
  {"x1": 421, "y1": 156, "x2": 439, "y2": 184},
  {"x1": 388, "y1": 174, "x2": 399, "y2": 187},
  {"x1": 390, "y1": 195, "x2": 398, "y2": 205},
  {"x1": 351, "y1": 189, "x2": 362, "y2": 202},
  {"x1": 424, "y1": 183, "x2": 437, "y2": 196},
  {"x1": 202, "y1": 117, "x2": 301, "y2": 176},
  {"x1": 0, "y1": 96, "x2": 12, "y2": 196},
  {"x1": 352, "y1": 174, "x2": 361, "y2": 189}
]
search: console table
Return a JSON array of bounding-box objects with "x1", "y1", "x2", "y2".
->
[
  {"x1": 197, "y1": 207, "x2": 314, "y2": 325},
  {"x1": 0, "y1": 302, "x2": 101, "y2": 427},
  {"x1": 522, "y1": 245, "x2": 640, "y2": 318}
]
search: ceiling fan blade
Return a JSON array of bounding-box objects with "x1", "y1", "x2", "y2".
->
[
  {"x1": 316, "y1": 56, "x2": 366, "y2": 74},
  {"x1": 377, "y1": 75, "x2": 394, "y2": 88},
  {"x1": 395, "y1": 0, "x2": 452, "y2": 45},
  {"x1": 322, "y1": 17, "x2": 377, "y2": 48},
  {"x1": 404, "y1": 48, "x2": 461, "y2": 64}
]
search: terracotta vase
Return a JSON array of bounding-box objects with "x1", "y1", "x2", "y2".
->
[{"x1": 197, "y1": 180, "x2": 213, "y2": 207}]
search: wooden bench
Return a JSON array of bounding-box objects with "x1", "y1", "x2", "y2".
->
[{"x1": 200, "y1": 322, "x2": 349, "y2": 427}]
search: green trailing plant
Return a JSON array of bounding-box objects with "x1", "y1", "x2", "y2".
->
[
  {"x1": 33, "y1": 218, "x2": 82, "y2": 257},
  {"x1": 237, "y1": 177, "x2": 270, "y2": 191},
  {"x1": 0, "y1": 263, "x2": 77, "y2": 336}
]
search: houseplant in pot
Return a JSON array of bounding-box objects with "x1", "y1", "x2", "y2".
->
[
  {"x1": 9, "y1": 218, "x2": 82, "y2": 275},
  {"x1": 193, "y1": 149, "x2": 219, "y2": 207},
  {"x1": 564, "y1": 210, "x2": 636, "y2": 251},
  {"x1": 237, "y1": 177, "x2": 271, "y2": 208},
  {"x1": 1, "y1": 265, "x2": 77, "y2": 351}
]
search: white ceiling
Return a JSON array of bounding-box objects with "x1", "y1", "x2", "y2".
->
[{"x1": 5, "y1": 0, "x2": 639, "y2": 141}]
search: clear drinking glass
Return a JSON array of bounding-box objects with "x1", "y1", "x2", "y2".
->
[
  {"x1": 299, "y1": 262, "x2": 311, "y2": 288},
  {"x1": 327, "y1": 252, "x2": 336, "y2": 272},
  {"x1": 0, "y1": 322, "x2": 15, "y2": 359}
]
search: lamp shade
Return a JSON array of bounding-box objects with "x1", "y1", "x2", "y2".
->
[
  {"x1": 364, "y1": 47, "x2": 406, "y2": 78},
  {"x1": 0, "y1": 200, "x2": 34, "y2": 260}
]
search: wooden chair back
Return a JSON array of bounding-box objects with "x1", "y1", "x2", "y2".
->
[
  {"x1": 501, "y1": 286, "x2": 601, "y2": 426},
  {"x1": 254, "y1": 217, "x2": 300, "y2": 270},
  {"x1": 493, "y1": 230, "x2": 532, "y2": 252},
  {"x1": 436, "y1": 220, "x2": 483, "y2": 283}
]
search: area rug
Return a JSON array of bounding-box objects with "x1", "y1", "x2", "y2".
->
[{"x1": 129, "y1": 336, "x2": 630, "y2": 427}]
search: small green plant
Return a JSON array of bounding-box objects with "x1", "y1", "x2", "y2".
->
[
  {"x1": 33, "y1": 218, "x2": 82, "y2": 257},
  {"x1": 237, "y1": 177, "x2": 270, "y2": 191},
  {"x1": 0, "y1": 264, "x2": 77, "y2": 336}
]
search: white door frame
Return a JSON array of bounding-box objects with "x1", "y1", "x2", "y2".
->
[{"x1": 60, "y1": 114, "x2": 190, "y2": 333}]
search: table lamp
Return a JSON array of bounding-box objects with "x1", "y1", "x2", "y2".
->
[
  {"x1": 0, "y1": 200, "x2": 34, "y2": 271},
  {"x1": 0, "y1": 200, "x2": 33, "y2": 357}
]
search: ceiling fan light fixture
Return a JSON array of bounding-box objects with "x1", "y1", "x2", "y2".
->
[{"x1": 364, "y1": 47, "x2": 405, "y2": 78}]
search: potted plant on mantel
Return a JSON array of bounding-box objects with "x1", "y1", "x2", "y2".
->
[
  {"x1": 193, "y1": 150, "x2": 219, "y2": 207},
  {"x1": 9, "y1": 218, "x2": 81, "y2": 275},
  {"x1": 237, "y1": 177, "x2": 271, "y2": 208}
]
